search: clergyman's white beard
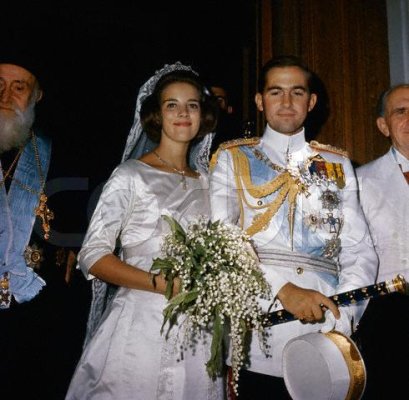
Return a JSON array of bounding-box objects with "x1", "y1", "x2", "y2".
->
[{"x1": 0, "y1": 104, "x2": 35, "y2": 154}]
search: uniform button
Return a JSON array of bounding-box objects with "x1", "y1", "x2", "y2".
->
[{"x1": 296, "y1": 267, "x2": 304, "y2": 275}]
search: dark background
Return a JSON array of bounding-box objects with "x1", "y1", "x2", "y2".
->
[
  {"x1": 1, "y1": 5, "x2": 253, "y2": 397},
  {"x1": 2, "y1": 1, "x2": 253, "y2": 240}
]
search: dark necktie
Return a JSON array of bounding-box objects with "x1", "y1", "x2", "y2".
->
[
  {"x1": 403, "y1": 171, "x2": 409, "y2": 184},
  {"x1": 399, "y1": 164, "x2": 409, "y2": 184}
]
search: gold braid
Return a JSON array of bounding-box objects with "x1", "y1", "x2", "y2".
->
[{"x1": 228, "y1": 147, "x2": 300, "y2": 242}]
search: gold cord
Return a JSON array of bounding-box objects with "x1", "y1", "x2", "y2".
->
[{"x1": 228, "y1": 147, "x2": 300, "y2": 242}]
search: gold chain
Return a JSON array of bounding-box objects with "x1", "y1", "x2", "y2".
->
[
  {"x1": 152, "y1": 149, "x2": 188, "y2": 190},
  {"x1": 152, "y1": 150, "x2": 187, "y2": 176},
  {"x1": 0, "y1": 148, "x2": 24, "y2": 188},
  {"x1": 0, "y1": 131, "x2": 54, "y2": 239},
  {"x1": 6, "y1": 131, "x2": 46, "y2": 194}
]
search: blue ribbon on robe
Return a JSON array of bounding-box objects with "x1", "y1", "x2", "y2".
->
[{"x1": 0, "y1": 133, "x2": 51, "y2": 307}]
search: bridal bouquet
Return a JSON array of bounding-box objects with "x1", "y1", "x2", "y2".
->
[{"x1": 151, "y1": 215, "x2": 272, "y2": 394}]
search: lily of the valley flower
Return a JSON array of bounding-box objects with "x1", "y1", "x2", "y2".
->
[{"x1": 151, "y1": 215, "x2": 272, "y2": 395}]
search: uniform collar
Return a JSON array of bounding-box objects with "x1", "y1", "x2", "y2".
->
[{"x1": 261, "y1": 125, "x2": 306, "y2": 164}]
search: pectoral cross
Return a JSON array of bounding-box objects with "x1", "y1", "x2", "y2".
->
[
  {"x1": 35, "y1": 193, "x2": 54, "y2": 240},
  {"x1": 322, "y1": 212, "x2": 341, "y2": 234}
]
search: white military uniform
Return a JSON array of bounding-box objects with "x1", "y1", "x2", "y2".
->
[
  {"x1": 209, "y1": 126, "x2": 378, "y2": 377},
  {"x1": 356, "y1": 146, "x2": 409, "y2": 283}
]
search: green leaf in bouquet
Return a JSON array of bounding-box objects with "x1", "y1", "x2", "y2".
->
[
  {"x1": 181, "y1": 289, "x2": 199, "y2": 305},
  {"x1": 161, "y1": 302, "x2": 179, "y2": 333},
  {"x1": 161, "y1": 290, "x2": 199, "y2": 333},
  {"x1": 164, "y1": 279, "x2": 174, "y2": 300},
  {"x1": 209, "y1": 219, "x2": 220, "y2": 230},
  {"x1": 167, "y1": 289, "x2": 199, "y2": 309},
  {"x1": 193, "y1": 243, "x2": 206, "y2": 258},
  {"x1": 162, "y1": 215, "x2": 186, "y2": 242},
  {"x1": 150, "y1": 257, "x2": 177, "y2": 273},
  {"x1": 206, "y1": 311, "x2": 224, "y2": 379},
  {"x1": 161, "y1": 294, "x2": 188, "y2": 333},
  {"x1": 161, "y1": 308, "x2": 179, "y2": 337}
]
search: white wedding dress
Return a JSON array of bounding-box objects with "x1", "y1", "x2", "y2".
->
[{"x1": 65, "y1": 159, "x2": 224, "y2": 400}]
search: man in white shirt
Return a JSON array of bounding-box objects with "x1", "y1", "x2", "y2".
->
[{"x1": 353, "y1": 83, "x2": 409, "y2": 399}]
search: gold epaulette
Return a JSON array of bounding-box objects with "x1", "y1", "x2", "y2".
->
[
  {"x1": 309, "y1": 140, "x2": 349, "y2": 158},
  {"x1": 219, "y1": 136, "x2": 260, "y2": 150},
  {"x1": 210, "y1": 137, "x2": 260, "y2": 171}
]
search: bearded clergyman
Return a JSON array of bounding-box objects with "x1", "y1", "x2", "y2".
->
[
  {"x1": 0, "y1": 49, "x2": 93, "y2": 397},
  {"x1": 0, "y1": 57, "x2": 51, "y2": 307}
]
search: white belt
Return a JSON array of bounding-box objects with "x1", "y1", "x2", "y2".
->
[{"x1": 257, "y1": 248, "x2": 339, "y2": 276}]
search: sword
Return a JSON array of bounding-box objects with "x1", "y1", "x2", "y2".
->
[{"x1": 263, "y1": 274, "x2": 407, "y2": 327}]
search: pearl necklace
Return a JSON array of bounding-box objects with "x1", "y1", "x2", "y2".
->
[{"x1": 153, "y1": 150, "x2": 188, "y2": 190}]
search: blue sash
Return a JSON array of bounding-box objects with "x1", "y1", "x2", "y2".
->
[{"x1": 0, "y1": 133, "x2": 51, "y2": 306}]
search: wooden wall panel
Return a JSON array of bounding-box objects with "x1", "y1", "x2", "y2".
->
[{"x1": 255, "y1": 0, "x2": 390, "y2": 165}]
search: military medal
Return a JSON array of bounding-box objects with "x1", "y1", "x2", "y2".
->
[
  {"x1": 320, "y1": 189, "x2": 341, "y2": 211},
  {"x1": 0, "y1": 273, "x2": 11, "y2": 308},
  {"x1": 24, "y1": 244, "x2": 44, "y2": 269},
  {"x1": 323, "y1": 237, "x2": 341, "y2": 258},
  {"x1": 322, "y1": 212, "x2": 342, "y2": 234},
  {"x1": 309, "y1": 159, "x2": 346, "y2": 189}
]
